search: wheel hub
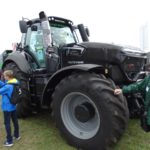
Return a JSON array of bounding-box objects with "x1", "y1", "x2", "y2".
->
[{"x1": 75, "y1": 102, "x2": 95, "y2": 123}]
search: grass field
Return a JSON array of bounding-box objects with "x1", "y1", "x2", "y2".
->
[{"x1": 0, "y1": 110, "x2": 150, "y2": 150}]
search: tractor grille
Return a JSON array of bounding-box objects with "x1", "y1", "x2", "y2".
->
[{"x1": 123, "y1": 56, "x2": 145, "y2": 79}]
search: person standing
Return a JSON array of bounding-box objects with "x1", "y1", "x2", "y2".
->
[
  {"x1": 114, "y1": 74, "x2": 150, "y2": 126},
  {"x1": 0, "y1": 70, "x2": 20, "y2": 147}
]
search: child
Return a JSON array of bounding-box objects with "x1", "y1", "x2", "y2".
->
[{"x1": 0, "y1": 70, "x2": 20, "y2": 147}]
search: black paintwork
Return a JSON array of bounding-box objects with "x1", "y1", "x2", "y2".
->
[
  {"x1": 61, "y1": 42, "x2": 146, "y2": 83},
  {"x1": 2, "y1": 51, "x2": 31, "y2": 74}
]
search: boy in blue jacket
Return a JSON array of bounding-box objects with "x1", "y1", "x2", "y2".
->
[{"x1": 0, "y1": 70, "x2": 20, "y2": 147}]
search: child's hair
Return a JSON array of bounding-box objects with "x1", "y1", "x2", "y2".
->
[{"x1": 3, "y1": 70, "x2": 14, "y2": 78}]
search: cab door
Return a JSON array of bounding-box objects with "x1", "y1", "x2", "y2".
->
[{"x1": 25, "y1": 23, "x2": 46, "y2": 69}]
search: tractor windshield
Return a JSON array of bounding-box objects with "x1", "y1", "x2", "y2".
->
[
  {"x1": 25, "y1": 22, "x2": 76, "y2": 69},
  {"x1": 50, "y1": 22, "x2": 76, "y2": 47}
]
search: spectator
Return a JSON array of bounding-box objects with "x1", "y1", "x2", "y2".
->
[
  {"x1": 114, "y1": 63, "x2": 150, "y2": 127},
  {"x1": 0, "y1": 70, "x2": 20, "y2": 147}
]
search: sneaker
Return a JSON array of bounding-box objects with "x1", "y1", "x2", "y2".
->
[
  {"x1": 3, "y1": 141, "x2": 13, "y2": 147},
  {"x1": 13, "y1": 136, "x2": 21, "y2": 141}
]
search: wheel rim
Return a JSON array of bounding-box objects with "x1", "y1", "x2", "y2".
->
[{"x1": 61, "y1": 92, "x2": 100, "y2": 139}]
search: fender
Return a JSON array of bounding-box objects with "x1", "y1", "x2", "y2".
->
[
  {"x1": 2, "y1": 51, "x2": 31, "y2": 74},
  {"x1": 42, "y1": 64, "x2": 104, "y2": 105}
]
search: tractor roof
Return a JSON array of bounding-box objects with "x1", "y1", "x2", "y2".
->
[{"x1": 26, "y1": 16, "x2": 73, "y2": 26}]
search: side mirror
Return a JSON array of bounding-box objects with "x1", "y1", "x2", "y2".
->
[
  {"x1": 19, "y1": 21, "x2": 27, "y2": 33},
  {"x1": 31, "y1": 25, "x2": 38, "y2": 31}
]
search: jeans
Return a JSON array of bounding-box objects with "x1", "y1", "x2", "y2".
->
[{"x1": 3, "y1": 110, "x2": 19, "y2": 143}]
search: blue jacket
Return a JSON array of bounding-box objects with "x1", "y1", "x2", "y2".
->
[{"x1": 0, "y1": 78, "x2": 18, "y2": 111}]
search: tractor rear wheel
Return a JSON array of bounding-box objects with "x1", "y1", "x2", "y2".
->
[
  {"x1": 4, "y1": 62, "x2": 31, "y2": 118},
  {"x1": 52, "y1": 73, "x2": 129, "y2": 150}
]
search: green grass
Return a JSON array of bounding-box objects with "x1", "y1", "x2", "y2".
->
[
  {"x1": 0, "y1": 110, "x2": 150, "y2": 150},
  {"x1": 0, "y1": 110, "x2": 75, "y2": 150},
  {"x1": 115, "y1": 119, "x2": 150, "y2": 150}
]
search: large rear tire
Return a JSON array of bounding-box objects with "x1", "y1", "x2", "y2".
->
[
  {"x1": 4, "y1": 62, "x2": 31, "y2": 118},
  {"x1": 52, "y1": 73, "x2": 129, "y2": 150}
]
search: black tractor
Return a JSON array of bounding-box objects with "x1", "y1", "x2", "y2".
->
[{"x1": 1, "y1": 11, "x2": 147, "y2": 150}]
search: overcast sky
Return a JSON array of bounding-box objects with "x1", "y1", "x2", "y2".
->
[{"x1": 0, "y1": 0, "x2": 149, "y2": 52}]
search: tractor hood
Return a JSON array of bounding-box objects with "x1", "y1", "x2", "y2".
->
[
  {"x1": 80, "y1": 42, "x2": 122, "y2": 51},
  {"x1": 77, "y1": 42, "x2": 146, "y2": 65},
  {"x1": 62, "y1": 42, "x2": 146, "y2": 66},
  {"x1": 80, "y1": 42, "x2": 145, "y2": 57},
  {"x1": 61, "y1": 42, "x2": 147, "y2": 81}
]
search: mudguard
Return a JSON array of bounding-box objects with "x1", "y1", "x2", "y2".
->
[
  {"x1": 2, "y1": 51, "x2": 31, "y2": 74},
  {"x1": 42, "y1": 64, "x2": 104, "y2": 104}
]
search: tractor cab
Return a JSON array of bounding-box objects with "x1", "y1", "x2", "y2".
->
[{"x1": 19, "y1": 14, "x2": 89, "y2": 74}]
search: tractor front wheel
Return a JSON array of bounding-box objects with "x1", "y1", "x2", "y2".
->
[{"x1": 52, "y1": 73, "x2": 129, "y2": 150}]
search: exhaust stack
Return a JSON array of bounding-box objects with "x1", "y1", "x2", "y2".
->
[{"x1": 39, "y1": 11, "x2": 52, "y2": 50}]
